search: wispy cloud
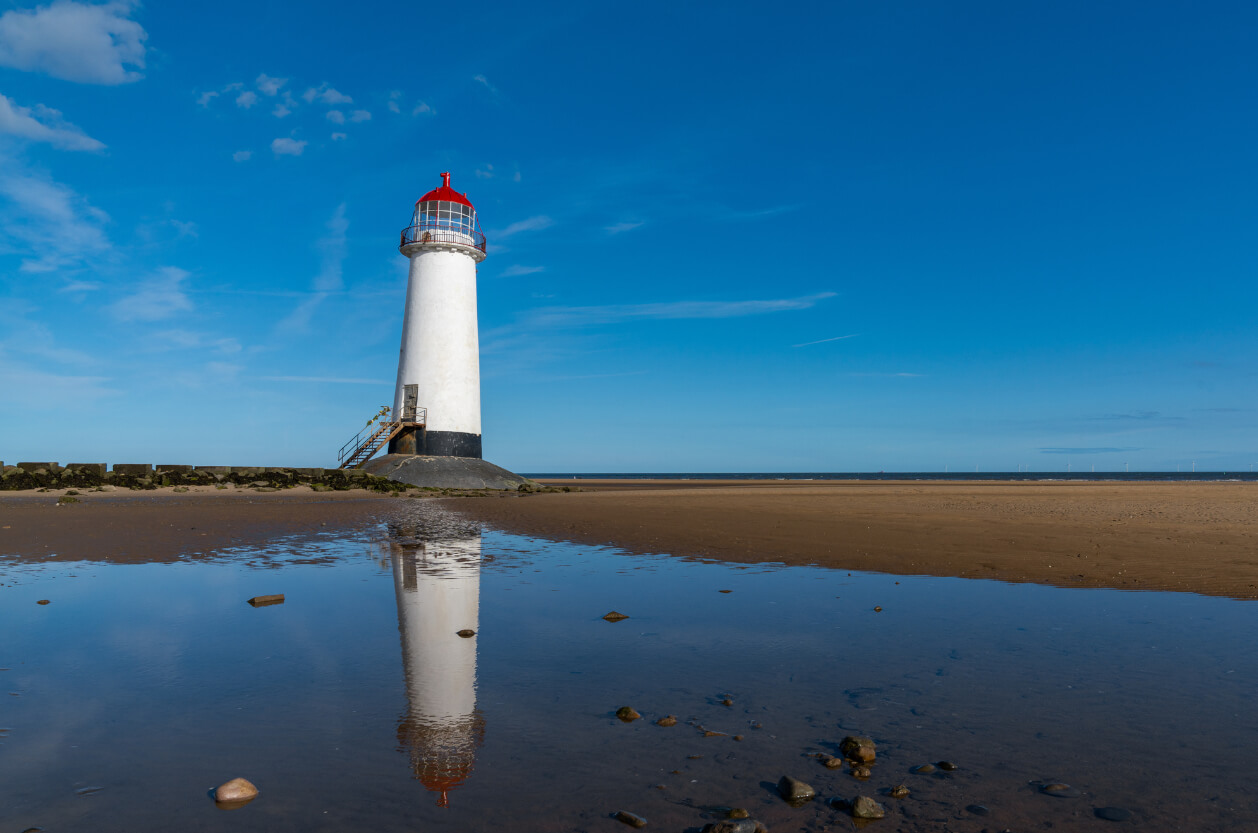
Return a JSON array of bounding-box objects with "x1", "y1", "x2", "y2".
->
[
  {"x1": 0, "y1": 0, "x2": 147, "y2": 84},
  {"x1": 232, "y1": 149, "x2": 251, "y2": 162},
  {"x1": 326, "y1": 110, "x2": 345, "y2": 124},
  {"x1": 110, "y1": 267, "x2": 193, "y2": 322},
  {"x1": 723, "y1": 204, "x2": 802, "y2": 222},
  {"x1": 349, "y1": 109, "x2": 371, "y2": 123},
  {"x1": 513, "y1": 292, "x2": 836, "y2": 329},
  {"x1": 605, "y1": 221, "x2": 643, "y2": 234},
  {"x1": 501, "y1": 264, "x2": 544, "y2": 277},
  {"x1": 276, "y1": 203, "x2": 347, "y2": 333},
  {"x1": 0, "y1": 165, "x2": 111, "y2": 272},
  {"x1": 472, "y1": 73, "x2": 497, "y2": 94},
  {"x1": 1088, "y1": 411, "x2": 1182, "y2": 422},
  {"x1": 235, "y1": 90, "x2": 257, "y2": 109},
  {"x1": 0, "y1": 94, "x2": 104, "y2": 151},
  {"x1": 794, "y1": 333, "x2": 858, "y2": 348},
  {"x1": 498, "y1": 215, "x2": 554, "y2": 237},
  {"x1": 1039, "y1": 447, "x2": 1142, "y2": 455},
  {"x1": 260, "y1": 376, "x2": 390, "y2": 384},
  {"x1": 847, "y1": 372, "x2": 924, "y2": 377}
]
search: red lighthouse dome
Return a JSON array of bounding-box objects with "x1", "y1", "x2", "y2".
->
[{"x1": 401, "y1": 172, "x2": 485, "y2": 255}]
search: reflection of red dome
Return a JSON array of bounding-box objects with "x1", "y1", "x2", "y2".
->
[
  {"x1": 416, "y1": 172, "x2": 473, "y2": 209},
  {"x1": 397, "y1": 711, "x2": 486, "y2": 808}
]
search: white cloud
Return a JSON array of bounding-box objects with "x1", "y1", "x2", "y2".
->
[
  {"x1": 59, "y1": 279, "x2": 100, "y2": 293},
  {"x1": 516, "y1": 292, "x2": 837, "y2": 329},
  {"x1": 330, "y1": 132, "x2": 346, "y2": 141},
  {"x1": 272, "y1": 103, "x2": 291, "y2": 118},
  {"x1": 196, "y1": 90, "x2": 218, "y2": 107},
  {"x1": 232, "y1": 150, "x2": 251, "y2": 162},
  {"x1": 349, "y1": 109, "x2": 370, "y2": 122},
  {"x1": 271, "y1": 137, "x2": 306, "y2": 156},
  {"x1": 513, "y1": 170, "x2": 521, "y2": 182},
  {"x1": 235, "y1": 90, "x2": 257, "y2": 108},
  {"x1": 501, "y1": 264, "x2": 544, "y2": 277},
  {"x1": 255, "y1": 73, "x2": 286, "y2": 96},
  {"x1": 0, "y1": 94, "x2": 104, "y2": 151},
  {"x1": 0, "y1": 0, "x2": 146, "y2": 84},
  {"x1": 387, "y1": 100, "x2": 400, "y2": 114},
  {"x1": 605, "y1": 221, "x2": 643, "y2": 234},
  {"x1": 412, "y1": 101, "x2": 432, "y2": 115},
  {"x1": 110, "y1": 267, "x2": 193, "y2": 322},
  {"x1": 153, "y1": 329, "x2": 241, "y2": 354},
  {"x1": 0, "y1": 165, "x2": 111, "y2": 271},
  {"x1": 472, "y1": 73, "x2": 497, "y2": 93},
  {"x1": 499, "y1": 215, "x2": 554, "y2": 237},
  {"x1": 302, "y1": 84, "x2": 351, "y2": 105},
  {"x1": 476, "y1": 164, "x2": 494, "y2": 178},
  {"x1": 326, "y1": 109, "x2": 344, "y2": 124}
]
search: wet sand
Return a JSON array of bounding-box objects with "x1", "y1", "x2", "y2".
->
[
  {"x1": 0, "y1": 486, "x2": 400, "y2": 563},
  {"x1": 449, "y1": 479, "x2": 1258, "y2": 600}
]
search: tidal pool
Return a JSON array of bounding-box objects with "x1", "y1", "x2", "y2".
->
[{"x1": 2, "y1": 502, "x2": 1256, "y2": 832}]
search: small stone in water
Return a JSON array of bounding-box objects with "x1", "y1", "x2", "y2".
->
[
  {"x1": 729, "y1": 808, "x2": 749, "y2": 819},
  {"x1": 1040, "y1": 782, "x2": 1081, "y2": 798},
  {"x1": 456, "y1": 629, "x2": 476, "y2": 638},
  {"x1": 889, "y1": 784, "x2": 910, "y2": 798},
  {"x1": 703, "y1": 730, "x2": 726, "y2": 737},
  {"x1": 850, "y1": 764, "x2": 872, "y2": 779},
  {"x1": 1095, "y1": 806, "x2": 1132, "y2": 821},
  {"x1": 615, "y1": 706, "x2": 641, "y2": 722},
  {"x1": 874, "y1": 606, "x2": 883, "y2": 612},
  {"x1": 821, "y1": 754, "x2": 843, "y2": 769},
  {"x1": 966, "y1": 804, "x2": 990, "y2": 816},
  {"x1": 733, "y1": 734, "x2": 744, "y2": 741},
  {"x1": 937, "y1": 760, "x2": 958, "y2": 771},
  {"x1": 777, "y1": 775, "x2": 816, "y2": 805},
  {"x1": 719, "y1": 589, "x2": 733, "y2": 593},
  {"x1": 36, "y1": 600, "x2": 50, "y2": 605},
  {"x1": 850, "y1": 795, "x2": 886, "y2": 819},
  {"x1": 603, "y1": 611, "x2": 629, "y2": 622},
  {"x1": 214, "y1": 777, "x2": 259, "y2": 805},
  {"x1": 912, "y1": 764, "x2": 936, "y2": 774},
  {"x1": 722, "y1": 698, "x2": 733, "y2": 706},
  {"x1": 614, "y1": 810, "x2": 647, "y2": 828},
  {"x1": 656, "y1": 715, "x2": 677, "y2": 727},
  {"x1": 701, "y1": 821, "x2": 763, "y2": 833},
  {"x1": 840, "y1": 735, "x2": 877, "y2": 763}
]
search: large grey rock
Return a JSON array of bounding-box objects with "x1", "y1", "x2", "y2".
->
[{"x1": 362, "y1": 454, "x2": 531, "y2": 490}]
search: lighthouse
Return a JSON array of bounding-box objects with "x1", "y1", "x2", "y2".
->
[{"x1": 389, "y1": 172, "x2": 487, "y2": 458}]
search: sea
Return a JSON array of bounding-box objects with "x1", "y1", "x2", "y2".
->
[{"x1": 525, "y1": 471, "x2": 1258, "y2": 482}]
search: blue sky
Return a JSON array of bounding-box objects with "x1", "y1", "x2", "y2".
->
[{"x1": 0, "y1": 0, "x2": 1255, "y2": 472}]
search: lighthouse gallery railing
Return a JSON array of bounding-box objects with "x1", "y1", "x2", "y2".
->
[{"x1": 400, "y1": 224, "x2": 487, "y2": 253}]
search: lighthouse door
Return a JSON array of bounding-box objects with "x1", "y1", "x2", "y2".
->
[{"x1": 401, "y1": 384, "x2": 419, "y2": 422}]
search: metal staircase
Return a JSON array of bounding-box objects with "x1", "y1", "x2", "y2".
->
[{"x1": 337, "y1": 407, "x2": 428, "y2": 469}]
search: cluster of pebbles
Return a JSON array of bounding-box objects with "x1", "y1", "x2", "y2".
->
[{"x1": 610, "y1": 700, "x2": 1134, "y2": 829}]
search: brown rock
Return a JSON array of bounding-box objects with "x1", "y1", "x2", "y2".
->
[
  {"x1": 36, "y1": 599, "x2": 50, "y2": 605},
  {"x1": 850, "y1": 795, "x2": 885, "y2": 819},
  {"x1": 616, "y1": 706, "x2": 641, "y2": 722},
  {"x1": 889, "y1": 784, "x2": 910, "y2": 798},
  {"x1": 603, "y1": 611, "x2": 629, "y2": 622},
  {"x1": 214, "y1": 777, "x2": 259, "y2": 804},
  {"x1": 614, "y1": 810, "x2": 647, "y2": 828},
  {"x1": 850, "y1": 764, "x2": 872, "y2": 779},
  {"x1": 456, "y1": 629, "x2": 476, "y2": 638},
  {"x1": 840, "y1": 735, "x2": 876, "y2": 763},
  {"x1": 656, "y1": 715, "x2": 677, "y2": 727},
  {"x1": 777, "y1": 775, "x2": 816, "y2": 805},
  {"x1": 822, "y1": 755, "x2": 844, "y2": 769}
]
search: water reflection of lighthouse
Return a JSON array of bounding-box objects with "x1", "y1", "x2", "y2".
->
[{"x1": 390, "y1": 525, "x2": 485, "y2": 807}]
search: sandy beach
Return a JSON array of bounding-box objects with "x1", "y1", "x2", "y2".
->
[
  {"x1": 449, "y1": 479, "x2": 1258, "y2": 600},
  {"x1": 0, "y1": 487, "x2": 400, "y2": 563}
]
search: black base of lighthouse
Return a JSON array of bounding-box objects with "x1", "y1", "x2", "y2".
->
[{"x1": 389, "y1": 427, "x2": 482, "y2": 459}]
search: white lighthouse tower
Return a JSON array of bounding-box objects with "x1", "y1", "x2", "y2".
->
[{"x1": 389, "y1": 172, "x2": 487, "y2": 458}]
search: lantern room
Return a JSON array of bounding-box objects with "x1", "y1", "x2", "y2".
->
[{"x1": 400, "y1": 172, "x2": 487, "y2": 256}]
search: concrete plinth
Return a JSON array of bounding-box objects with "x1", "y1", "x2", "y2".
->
[{"x1": 361, "y1": 454, "x2": 530, "y2": 490}]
